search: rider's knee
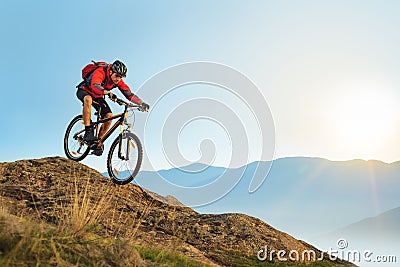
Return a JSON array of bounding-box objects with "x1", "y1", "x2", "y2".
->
[
  {"x1": 83, "y1": 95, "x2": 92, "y2": 106},
  {"x1": 105, "y1": 112, "x2": 113, "y2": 118}
]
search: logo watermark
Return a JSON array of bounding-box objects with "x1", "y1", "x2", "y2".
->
[
  {"x1": 135, "y1": 62, "x2": 276, "y2": 207},
  {"x1": 257, "y1": 246, "x2": 320, "y2": 262},
  {"x1": 257, "y1": 239, "x2": 397, "y2": 264}
]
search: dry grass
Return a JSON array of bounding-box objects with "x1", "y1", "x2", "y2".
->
[
  {"x1": 0, "y1": 210, "x2": 143, "y2": 266},
  {"x1": 67, "y1": 175, "x2": 114, "y2": 236},
  {"x1": 0, "y1": 164, "x2": 215, "y2": 266},
  {"x1": 0, "y1": 171, "x2": 144, "y2": 266}
]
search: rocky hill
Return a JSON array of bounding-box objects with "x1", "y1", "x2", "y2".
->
[{"x1": 0, "y1": 157, "x2": 355, "y2": 266}]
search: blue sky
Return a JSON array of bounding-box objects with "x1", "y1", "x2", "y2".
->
[{"x1": 1, "y1": 0, "x2": 400, "y2": 171}]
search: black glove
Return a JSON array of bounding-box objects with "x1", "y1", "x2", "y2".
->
[
  {"x1": 141, "y1": 102, "x2": 150, "y2": 112},
  {"x1": 108, "y1": 92, "x2": 118, "y2": 102}
]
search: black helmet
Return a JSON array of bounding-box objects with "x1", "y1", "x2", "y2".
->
[{"x1": 111, "y1": 60, "x2": 127, "y2": 77}]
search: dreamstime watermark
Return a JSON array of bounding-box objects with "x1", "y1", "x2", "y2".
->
[
  {"x1": 257, "y1": 238, "x2": 397, "y2": 264},
  {"x1": 257, "y1": 246, "x2": 320, "y2": 262},
  {"x1": 134, "y1": 62, "x2": 276, "y2": 207}
]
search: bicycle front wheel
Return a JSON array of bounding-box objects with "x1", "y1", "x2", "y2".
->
[
  {"x1": 64, "y1": 115, "x2": 91, "y2": 161},
  {"x1": 107, "y1": 133, "x2": 143, "y2": 185}
]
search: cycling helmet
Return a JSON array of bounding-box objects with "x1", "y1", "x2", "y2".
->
[{"x1": 110, "y1": 60, "x2": 127, "y2": 77}]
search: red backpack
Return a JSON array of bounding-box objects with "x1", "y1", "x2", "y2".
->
[
  {"x1": 76, "y1": 61, "x2": 109, "y2": 88},
  {"x1": 81, "y1": 60, "x2": 108, "y2": 79}
]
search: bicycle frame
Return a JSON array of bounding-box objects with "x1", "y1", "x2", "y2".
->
[
  {"x1": 94, "y1": 107, "x2": 132, "y2": 160},
  {"x1": 93, "y1": 112, "x2": 125, "y2": 144},
  {"x1": 73, "y1": 102, "x2": 135, "y2": 160}
]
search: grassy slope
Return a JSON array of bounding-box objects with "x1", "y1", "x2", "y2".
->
[
  {"x1": 0, "y1": 209, "x2": 212, "y2": 267},
  {"x1": 0, "y1": 157, "x2": 353, "y2": 267},
  {"x1": 0, "y1": 210, "x2": 338, "y2": 266}
]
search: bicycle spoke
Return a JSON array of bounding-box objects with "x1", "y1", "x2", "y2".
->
[
  {"x1": 108, "y1": 136, "x2": 141, "y2": 184},
  {"x1": 64, "y1": 116, "x2": 90, "y2": 161}
]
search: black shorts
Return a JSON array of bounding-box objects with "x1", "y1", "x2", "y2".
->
[{"x1": 76, "y1": 88, "x2": 112, "y2": 118}]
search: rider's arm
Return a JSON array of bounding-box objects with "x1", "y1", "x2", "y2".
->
[
  {"x1": 116, "y1": 80, "x2": 143, "y2": 104},
  {"x1": 90, "y1": 68, "x2": 107, "y2": 94}
]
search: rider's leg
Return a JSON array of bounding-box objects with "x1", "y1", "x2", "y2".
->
[
  {"x1": 97, "y1": 112, "x2": 113, "y2": 145},
  {"x1": 82, "y1": 95, "x2": 96, "y2": 144},
  {"x1": 83, "y1": 95, "x2": 92, "y2": 126}
]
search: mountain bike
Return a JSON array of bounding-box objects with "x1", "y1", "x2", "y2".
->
[{"x1": 64, "y1": 93, "x2": 147, "y2": 185}]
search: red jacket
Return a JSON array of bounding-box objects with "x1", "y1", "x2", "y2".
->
[{"x1": 82, "y1": 65, "x2": 141, "y2": 104}]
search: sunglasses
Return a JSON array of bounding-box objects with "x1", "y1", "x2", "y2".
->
[{"x1": 112, "y1": 72, "x2": 123, "y2": 78}]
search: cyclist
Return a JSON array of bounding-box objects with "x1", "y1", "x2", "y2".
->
[{"x1": 76, "y1": 60, "x2": 149, "y2": 156}]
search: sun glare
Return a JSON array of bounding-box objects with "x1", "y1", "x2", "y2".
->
[{"x1": 330, "y1": 89, "x2": 397, "y2": 159}]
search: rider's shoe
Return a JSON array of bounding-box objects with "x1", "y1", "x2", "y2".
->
[
  {"x1": 83, "y1": 126, "x2": 95, "y2": 144},
  {"x1": 92, "y1": 144, "x2": 104, "y2": 156}
]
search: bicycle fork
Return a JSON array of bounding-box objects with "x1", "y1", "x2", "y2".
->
[
  {"x1": 118, "y1": 112, "x2": 131, "y2": 161},
  {"x1": 118, "y1": 133, "x2": 131, "y2": 161}
]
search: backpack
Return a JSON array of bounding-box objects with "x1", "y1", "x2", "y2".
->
[
  {"x1": 81, "y1": 60, "x2": 108, "y2": 79},
  {"x1": 76, "y1": 61, "x2": 108, "y2": 88}
]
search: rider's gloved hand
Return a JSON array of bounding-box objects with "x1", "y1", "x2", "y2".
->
[
  {"x1": 108, "y1": 92, "x2": 118, "y2": 102},
  {"x1": 141, "y1": 102, "x2": 150, "y2": 112}
]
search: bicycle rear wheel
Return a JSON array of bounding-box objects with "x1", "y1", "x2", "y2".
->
[
  {"x1": 107, "y1": 133, "x2": 143, "y2": 185},
  {"x1": 64, "y1": 115, "x2": 91, "y2": 161}
]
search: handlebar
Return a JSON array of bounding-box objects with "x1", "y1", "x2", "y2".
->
[{"x1": 107, "y1": 92, "x2": 147, "y2": 112}]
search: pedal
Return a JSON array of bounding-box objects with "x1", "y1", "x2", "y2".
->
[
  {"x1": 89, "y1": 143, "x2": 98, "y2": 150},
  {"x1": 78, "y1": 136, "x2": 92, "y2": 146},
  {"x1": 91, "y1": 144, "x2": 104, "y2": 156},
  {"x1": 88, "y1": 138, "x2": 101, "y2": 149}
]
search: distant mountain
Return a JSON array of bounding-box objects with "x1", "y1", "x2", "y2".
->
[
  {"x1": 311, "y1": 207, "x2": 400, "y2": 267},
  {"x1": 317, "y1": 207, "x2": 400, "y2": 245},
  {"x1": 130, "y1": 157, "x2": 400, "y2": 242}
]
